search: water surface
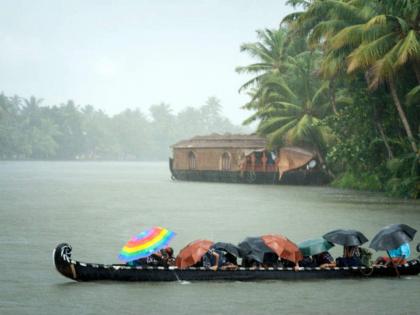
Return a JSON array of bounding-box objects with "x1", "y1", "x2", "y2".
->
[{"x1": 0, "y1": 162, "x2": 419, "y2": 314}]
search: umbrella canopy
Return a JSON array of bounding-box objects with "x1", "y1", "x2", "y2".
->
[
  {"x1": 261, "y1": 234, "x2": 303, "y2": 263},
  {"x1": 118, "y1": 227, "x2": 175, "y2": 263},
  {"x1": 370, "y1": 224, "x2": 417, "y2": 251},
  {"x1": 323, "y1": 229, "x2": 368, "y2": 246},
  {"x1": 298, "y1": 238, "x2": 334, "y2": 256},
  {"x1": 212, "y1": 242, "x2": 241, "y2": 258},
  {"x1": 175, "y1": 239, "x2": 214, "y2": 269},
  {"x1": 238, "y1": 237, "x2": 274, "y2": 263}
]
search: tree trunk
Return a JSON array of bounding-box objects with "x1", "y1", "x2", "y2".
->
[
  {"x1": 329, "y1": 77, "x2": 338, "y2": 115},
  {"x1": 388, "y1": 77, "x2": 418, "y2": 154},
  {"x1": 314, "y1": 147, "x2": 335, "y2": 179},
  {"x1": 373, "y1": 104, "x2": 394, "y2": 159},
  {"x1": 376, "y1": 122, "x2": 394, "y2": 159}
]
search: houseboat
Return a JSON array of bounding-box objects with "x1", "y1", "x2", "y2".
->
[{"x1": 169, "y1": 134, "x2": 329, "y2": 185}]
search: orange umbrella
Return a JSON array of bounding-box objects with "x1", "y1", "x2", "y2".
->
[
  {"x1": 261, "y1": 234, "x2": 303, "y2": 264},
  {"x1": 175, "y1": 239, "x2": 214, "y2": 269}
]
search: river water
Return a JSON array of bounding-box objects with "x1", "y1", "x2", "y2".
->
[{"x1": 0, "y1": 162, "x2": 419, "y2": 315}]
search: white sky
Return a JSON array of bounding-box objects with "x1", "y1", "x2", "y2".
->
[{"x1": 0, "y1": 0, "x2": 294, "y2": 124}]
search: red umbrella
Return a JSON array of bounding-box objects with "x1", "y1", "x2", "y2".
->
[
  {"x1": 175, "y1": 239, "x2": 214, "y2": 269},
  {"x1": 261, "y1": 234, "x2": 303, "y2": 264}
]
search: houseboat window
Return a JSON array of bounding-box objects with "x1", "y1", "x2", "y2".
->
[
  {"x1": 188, "y1": 151, "x2": 196, "y2": 170},
  {"x1": 221, "y1": 152, "x2": 231, "y2": 170}
]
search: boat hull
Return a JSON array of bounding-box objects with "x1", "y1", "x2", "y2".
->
[
  {"x1": 169, "y1": 169, "x2": 329, "y2": 185},
  {"x1": 53, "y1": 243, "x2": 420, "y2": 282}
]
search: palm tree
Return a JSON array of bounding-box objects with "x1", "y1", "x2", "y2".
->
[
  {"x1": 235, "y1": 28, "x2": 287, "y2": 92},
  {"x1": 243, "y1": 52, "x2": 345, "y2": 163},
  {"x1": 255, "y1": 81, "x2": 332, "y2": 157},
  {"x1": 282, "y1": 0, "x2": 374, "y2": 115},
  {"x1": 330, "y1": 1, "x2": 419, "y2": 153},
  {"x1": 23, "y1": 96, "x2": 43, "y2": 110},
  {"x1": 284, "y1": 0, "x2": 419, "y2": 154}
]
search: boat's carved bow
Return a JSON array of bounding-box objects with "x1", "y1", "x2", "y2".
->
[{"x1": 53, "y1": 243, "x2": 77, "y2": 281}]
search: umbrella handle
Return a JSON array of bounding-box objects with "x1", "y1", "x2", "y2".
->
[{"x1": 387, "y1": 250, "x2": 400, "y2": 278}]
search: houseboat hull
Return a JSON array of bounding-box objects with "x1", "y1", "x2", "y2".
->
[
  {"x1": 54, "y1": 243, "x2": 420, "y2": 282},
  {"x1": 169, "y1": 161, "x2": 329, "y2": 185}
]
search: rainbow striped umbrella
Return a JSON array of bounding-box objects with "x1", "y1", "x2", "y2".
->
[{"x1": 118, "y1": 227, "x2": 175, "y2": 263}]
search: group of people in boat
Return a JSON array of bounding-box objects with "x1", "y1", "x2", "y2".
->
[
  {"x1": 127, "y1": 247, "x2": 176, "y2": 268},
  {"x1": 126, "y1": 240, "x2": 413, "y2": 271},
  {"x1": 299, "y1": 245, "x2": 375, "y2": 269},
  {"x1": 241, "y1": 245, "x2": 370, "y2": 270}
]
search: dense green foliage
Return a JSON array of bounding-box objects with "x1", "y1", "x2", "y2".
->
[
  {"x1": 0, "y1": 95, "x2": 242, "y2": 160},
  {"x1": 238, "y1": 0, "x2": 419, "y2": 198}
]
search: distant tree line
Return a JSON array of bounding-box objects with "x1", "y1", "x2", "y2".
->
[
  {"x1": 0, "y1": 94, "x2": 243, "y2": 160},
  {"x1": 237, "y1": 0, "x2": 419, "y2": 198}
]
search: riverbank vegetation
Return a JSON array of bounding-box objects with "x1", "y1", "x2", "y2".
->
[
  {"x1": 0, "y1": 95, "x2": 242, "y2": 161},
  {"x1": 237, "y1": 0, "x2": 419, "y2": 198}
]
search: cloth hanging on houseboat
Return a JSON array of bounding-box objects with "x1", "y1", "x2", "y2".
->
[{"x1": 242, "y1": 148, "x2": 266, "y2": 157}]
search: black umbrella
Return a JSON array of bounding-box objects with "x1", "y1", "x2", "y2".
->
[
  {"x1": 369, "y1": 224, "x2": 417, "y2": 251},
  {"x1": 323, "y1": 229, "x2": 368, "y2": 246},
  {"x1": 212, "y1": 242, "x2": 241, "y2": 258},
  {"x1": 238, "y1": 237, "x2": 275, "y2": 263}
]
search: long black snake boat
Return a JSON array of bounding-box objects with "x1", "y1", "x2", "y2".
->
[{"x1": 53, "y1": 243, "x2": 420, "y2": 282}]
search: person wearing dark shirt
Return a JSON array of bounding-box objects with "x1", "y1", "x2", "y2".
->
[
  {"x1": 299, "y1": 256, "x2": 316, "y2": 268},
  {"x1": 313, "y1": 251, "x2": 334, "y2": 267},
  {"x1": 335, "y1": 246, "x2": 362, "y2": 267},
  {"x1": 202, "y1": 249, "x2": 221, "y2": 271}
]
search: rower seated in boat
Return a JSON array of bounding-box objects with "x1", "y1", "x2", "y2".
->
[
  {"x1": 242, "y1": 257, "x2": 261, "y2": 269},
  {"x1": 127, "y1": 255, "x2": 159, "y2": 267},
  {"x1": 299, "y1": 256, "x2": 315, "y2": 268},
  {"x1": 242, "y1": 253, "x2": 299, "y2": 270},
  {"x1": 242, "y1": 253, "x2": 278, "y2": 269},
  {"x1": 202, "y1": 249, "x2": 221, "y2": 271},
  {"x1": 202, "y1": 249, "x2": 238, "y2": 271},
  {"x1": 299, "y1": 252, "x2": 334, "y2": 268},
  {"x1": 158, "y1": 247, "x2": 175, "y2": 266},
  {"x1": 374, "y1": 242, "x2": 410, "y2": 266},
  {"x1": 335, "y1": 246, "x2": 362, "y2": 267},
  {"x1": 127, "y1": 247, "x2": 175, "y2": 267},
  {"x1": 313, "y1": 251, "x2": 335, "y2": 268}
]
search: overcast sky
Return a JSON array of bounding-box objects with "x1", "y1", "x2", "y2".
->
[{"x1": 0, "y1": 0, "x2": 294, "y2": 124}]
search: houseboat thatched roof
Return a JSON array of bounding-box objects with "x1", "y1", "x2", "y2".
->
[{"x1": 172, "y1": 134, "x2": 267, "y2": 149}]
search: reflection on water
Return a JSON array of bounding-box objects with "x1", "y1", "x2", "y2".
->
[{"x1": 0, "y1": 162, "x2": 419, "y2": 315}]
